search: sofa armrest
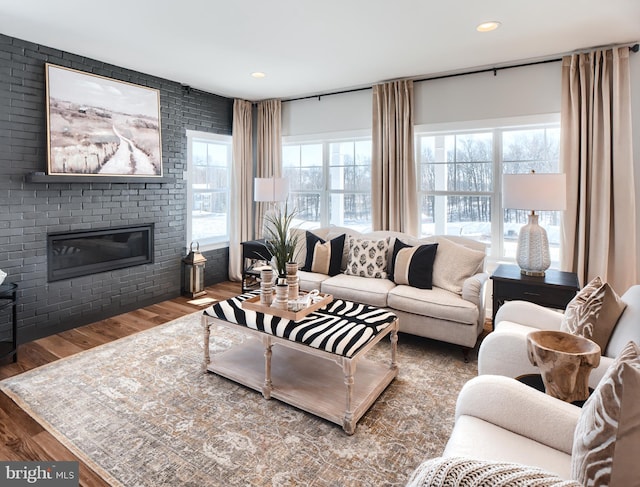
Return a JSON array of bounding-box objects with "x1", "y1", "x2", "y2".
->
[
  {"x1": 454, "y1": 375, "x2": 580, "y2": 455},
  {"x1": 462, "y1": 272, "x2": 488, "y2": 307},
  {"x1": 494, "y1": 300, "x2": 564, "y2": 330}
]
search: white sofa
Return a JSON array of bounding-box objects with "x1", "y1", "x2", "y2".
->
[
  {"x1": 478, "y1": 284, "x2": 640, "y2": 388},
  {"x1": 292, "y1": 227, "x2": 489, "y2": 356}
]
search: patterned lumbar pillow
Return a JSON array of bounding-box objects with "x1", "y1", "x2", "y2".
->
[
  {"x1": 571, "y1": 341, "x2": 640, "y2": 485},
  {"x1": 431, "y1": 237, "x2": 485, "y2": 294},
  {"x1": 344, "y1": 236, "x2": 390, "y2": 279},
  {"x1": 301, "y1": 232, "x2": 345, "y2": 276},
  {"x1": 407, "y1": 456, "x2": 581, "y2": 487},
  {"x1": 560, "y1": 276, "x2": 627, "y2": 350},
  {"x1": 389, "y1": 239, "x2": 438, "y2": 289}
]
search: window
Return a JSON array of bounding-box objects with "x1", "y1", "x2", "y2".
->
[
  {"x1": 186, "y1": 131, "x2": 232, "y2": 250},
  {"x1": 415, "y1": 116, "x2": 561, "y2": 263},
  {"x1": 282, "y1": 132, "x2": 372, "y2": 232}
]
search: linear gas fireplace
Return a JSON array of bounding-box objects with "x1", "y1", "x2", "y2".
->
[{"x1": 47, "y1": 224, "x2": 154, "y2": 282}]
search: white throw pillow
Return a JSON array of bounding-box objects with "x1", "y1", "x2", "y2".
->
[
  {"x1": 431, "y1": 237, "x2": 485, "y2": 294},
  {"x1": 344, "y1": 236, "x2": 390, "y2": 279}
]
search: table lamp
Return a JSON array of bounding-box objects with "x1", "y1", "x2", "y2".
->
[
  {"x1": 254, "y1": 177, "x2": 289, "y2": 239},
  {"x1": 502, "y1": 171, "x2": 566, "y2": 276},
  {"x1": 254, "y1": 177, "x2": 289, "y2": 203}
]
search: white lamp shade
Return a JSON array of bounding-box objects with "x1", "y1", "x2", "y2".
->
[
  {"x1": 254, "y1": 177, "x2": 289, "y2": 202},
  {"x1": 503, "y1": 173, "x2": 567, "y2": 211}
]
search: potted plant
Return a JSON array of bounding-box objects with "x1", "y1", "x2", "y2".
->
[{"x1": 263, "y1": 203, "x2": 299, "y2": 278}]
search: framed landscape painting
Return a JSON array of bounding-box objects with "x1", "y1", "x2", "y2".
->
[{"x1": 45, "y1": 63, "x2": 163, "y2": 177}]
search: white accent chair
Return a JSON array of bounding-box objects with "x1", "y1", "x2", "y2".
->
[
  {"x1": 478, "y1": 284, "x2": 640, "y2": 388},
  {"x1": 441, "y1": 375, "x2": 579, "y2": 479}
]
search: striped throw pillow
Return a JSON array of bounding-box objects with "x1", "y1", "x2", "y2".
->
[
  {"x1": 389, "y1": 239, "x2": 438, "y2": 289},
  {"x1": 571, "y1": 341, "x2": 640, "y2": 485},
  {"x1": 560, "y1": 277, "x2": 626, "y2": 350},
  {"x1": 301, "y1": 232, "x2": 345, "y2": 276}
]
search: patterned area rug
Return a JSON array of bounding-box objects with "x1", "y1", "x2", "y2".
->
[{"x1": 0, "y1": 312, "x2": 481, "y2": 486}]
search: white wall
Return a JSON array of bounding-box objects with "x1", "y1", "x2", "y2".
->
[
  {"x1": 282, "y1": 89, "x2": 372, "y2": 136},
  {"x1": 282, "y1": 62, "x2": 562, "y2": 135},
  {"x1": 414, "y1": 62, "x2": 561, "y2": 124}
]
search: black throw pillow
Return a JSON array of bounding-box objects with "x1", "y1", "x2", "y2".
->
[
  {"x1": 390, "y1": 239, "x2": 438, "y2": 289},
  {"x1": 302, "y1": 232, "x2": 346, "y2": 277}
]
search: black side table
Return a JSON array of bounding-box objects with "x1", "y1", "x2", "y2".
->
[
  {"x1": 490, "y1": 264, "x2": 580, "y2": 327},
  {"x1": 0, "y1": 282, "x2": 18, "y2": 363},
  {"x1": 241, "y1": 240, "x2": 272, "y2": 292}
]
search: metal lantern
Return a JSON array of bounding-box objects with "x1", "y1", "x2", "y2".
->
[{"x1": 182, "y1": 241, "x2": 207, "y2": 298}]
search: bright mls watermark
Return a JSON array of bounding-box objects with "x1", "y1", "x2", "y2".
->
[{"x1": 0, "y1": 462, "x2": 78, "y2": 486}]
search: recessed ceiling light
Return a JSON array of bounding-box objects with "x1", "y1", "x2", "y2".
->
[
  {"x1": 476, "y1": 21, "x2": 501, "y2": 32},
  {"x1": 251, "y1": 72, "x2": 266, "y2": 79}
]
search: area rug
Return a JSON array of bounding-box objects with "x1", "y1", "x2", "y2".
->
[{"x1": 0, "y1": 312, "x2": 480, "y2": 486}]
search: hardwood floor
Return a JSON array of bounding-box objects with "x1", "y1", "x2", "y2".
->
[{"x1": 0, "y1": 281, "x2": 242, "y2": 487}]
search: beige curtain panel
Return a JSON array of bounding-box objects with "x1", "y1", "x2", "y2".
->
[
  {"x1": 228, "y1": 99, "x2": 254, "y2": 282},
  {"x1": 372, "y1": 79, "x2": 419, "y2": 235},
  {"x1": 560, "y1": 46, "x2": 637, "y2": 292},
  {"x1": 255, "y1": 99, "x2": 283, "y2": 239}
]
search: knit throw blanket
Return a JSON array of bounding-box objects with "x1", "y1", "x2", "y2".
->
[{"x1": 406, "y1": 456, "x2": 581, "y2": 487}]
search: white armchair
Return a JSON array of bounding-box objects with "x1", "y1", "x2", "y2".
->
[
  {"x1": 478, "y1": 284, "x2": 640, "y2": 388},
  {"x1": 406, "y1": 375, "x2": 582, "y2": 486}
]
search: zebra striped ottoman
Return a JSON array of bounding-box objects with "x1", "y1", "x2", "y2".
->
[{"x1": 202, "y1": 292, "x2": 399, "y2": 434}]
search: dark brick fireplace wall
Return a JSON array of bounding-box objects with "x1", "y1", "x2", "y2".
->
[{"x1": 0, "y1": 34, "x2": 233, "y2": 343}]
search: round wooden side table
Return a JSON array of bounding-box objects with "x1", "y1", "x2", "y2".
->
[{"x1": 526, "y1": 330, "x2": 600, "y2": 403}]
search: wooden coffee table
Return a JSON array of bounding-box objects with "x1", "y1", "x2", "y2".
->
[{"x1": 201, "y1": 294, "x2": 398, "y2": 435}]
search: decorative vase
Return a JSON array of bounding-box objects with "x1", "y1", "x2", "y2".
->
[
  {"x1": 260, "y1": 268, "x2": 274, "y2": 305},
  {"x1": 272, "y1": 283, "x2": 289, "y2": 310},
  {"x1": 286, "y1": 262, "x2": 299, "y2": 301}
]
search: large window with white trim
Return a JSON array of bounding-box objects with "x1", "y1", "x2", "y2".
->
[
  {"x1": 415, "y1": 116, "x2": 561, "y2": 263},
  {"x1": 186, "y1": 131, "x2": 232, "y2": 249},
  {"x1": 282, "y1": 133, "x2": 372, "y2": 232}
]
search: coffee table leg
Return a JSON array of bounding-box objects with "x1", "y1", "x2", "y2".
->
[
  {"x1": 202, "y1": 316, "x2": 212, "y2": 373},
  {"x1": 342, "y1": 359, "x2": 356, "y2": 435},
  {"x1": 262, "y1": 336, "x2": 273, "y2": 400},
  {"x1": 390, "y1": 322, "x2": 398, "y2": 370}
]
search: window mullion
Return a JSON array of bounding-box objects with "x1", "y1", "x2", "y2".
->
[{"x1": 492, "y1": 129, "x2": 503, "y2": 259}]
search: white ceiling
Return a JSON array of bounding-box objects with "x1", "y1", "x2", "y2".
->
[{"x1": 1, "y1": 0, "x2": 639, "y2": 101}]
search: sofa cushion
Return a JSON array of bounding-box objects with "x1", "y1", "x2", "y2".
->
[
  {"x1": 297, "y1": 270, "x2": 331, "y2": 293},
  {"x1": 320, "y1": 274, "x2": 395, "y2": 307},
  {"x1": 571, "y1": 341, "x2": 640, "y2": 486},
  {"x1": 344, "y1": 236, "x2": 390, "y2": 279},
  {"x1": 407, "y1": 456, "x2": 580, "y2": 487},
  {"x1": 301, "y1": 231, "x2": 345, "y2": 276},
  {"x1": 560, "y1": 276, "x2": 627, "y2": 350},
  {"x1": 432, "y1": 237, "x2": 485, "y2": 295},
  {"x1": 389, "y1": 239, "x2": 438, "y2": 289},
  {"x1": 387, "y1": 285, "x2": 478, "y2": 325}
]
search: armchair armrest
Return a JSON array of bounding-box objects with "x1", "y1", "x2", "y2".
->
[
  {"x1": 494, "y1": 300, "x2": 564, "y2": 331},
  {"x1": 454, "y1": 375, "x2": 580, "y2": 455}
]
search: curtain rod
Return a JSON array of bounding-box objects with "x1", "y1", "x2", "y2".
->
[{"x1": 283, "y1": 43, "x2": 639, "y2": 104}]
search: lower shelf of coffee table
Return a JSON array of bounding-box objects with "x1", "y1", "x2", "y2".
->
[{"x1": 207, "y1": 338, "x2": 396, "y2": 432}]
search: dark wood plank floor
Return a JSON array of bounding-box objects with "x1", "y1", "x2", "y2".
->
[{"x1": 0, "y1": 281, "x2": 242, "y2": 487}]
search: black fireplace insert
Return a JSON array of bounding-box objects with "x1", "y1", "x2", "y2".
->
[{"x1": 47, "y1": 224, "x2": 154, "y2": 282}]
